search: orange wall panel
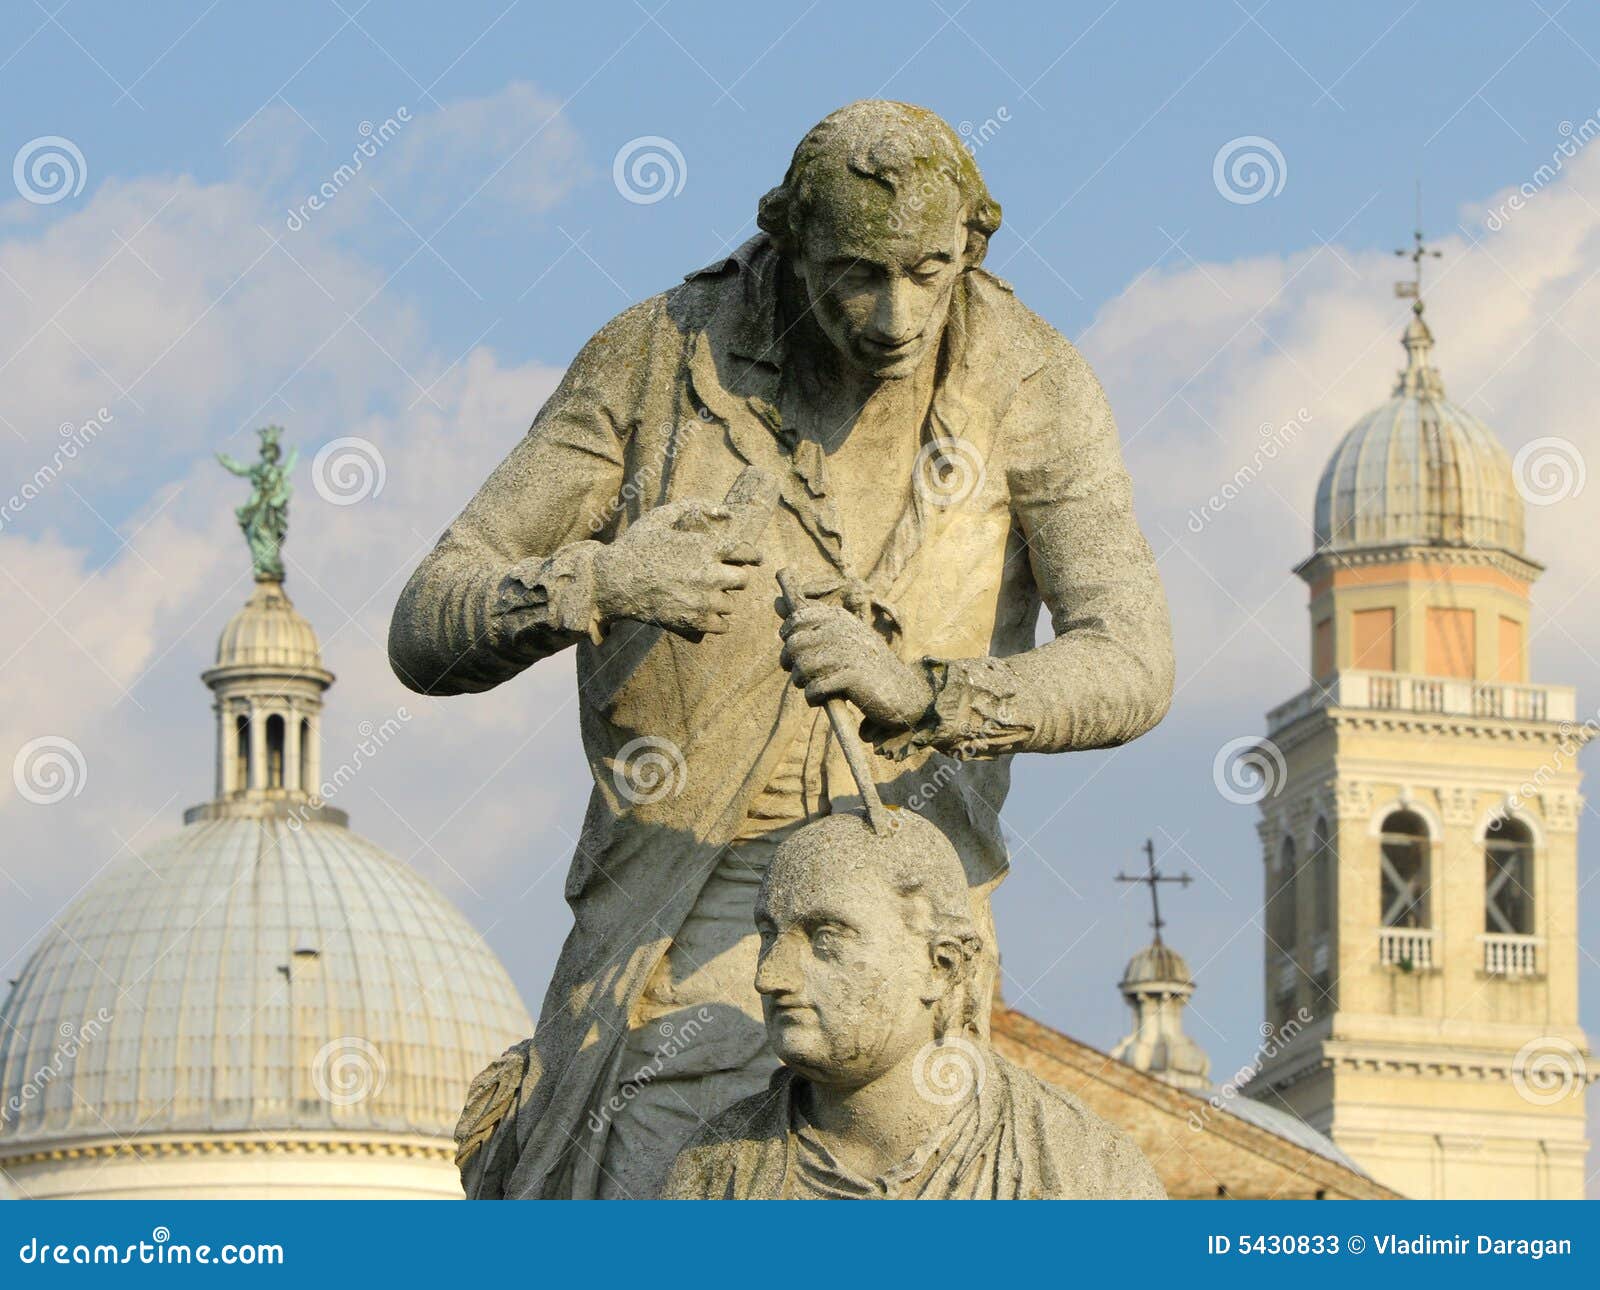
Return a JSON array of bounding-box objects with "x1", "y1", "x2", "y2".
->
[
  {"x1": 1426, "y1": 607, "x2": 1476, "y2": 678},
  {"x1": 1351, "y1": 607, "x2": 1395, "y2": 671}
]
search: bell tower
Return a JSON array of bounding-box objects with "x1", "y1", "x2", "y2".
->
[{"x1": 1244, "y1": 249, "x2": 1592, "y2": 1199}]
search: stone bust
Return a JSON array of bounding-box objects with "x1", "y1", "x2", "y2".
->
[
  {"x1": 662, "y1": 810, "x2": 1165, "y2": 1199},
  {"x1": 391, "y1": 99, "x2": 1173, "y2": 1199}
]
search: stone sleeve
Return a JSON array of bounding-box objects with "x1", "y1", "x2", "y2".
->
[
  {"x1": 387, "y1": 298, "x2": 662, "y2": 696},
  {"x1": 876, "y1": 337, "x2": 1174, "y2": 759}
]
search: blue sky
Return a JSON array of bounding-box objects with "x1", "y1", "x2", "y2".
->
[{"x1": 3, "y1": 0, "x2": 1600, "y2": 1191}]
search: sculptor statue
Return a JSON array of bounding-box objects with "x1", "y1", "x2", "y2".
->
[
  {"x1": 389, "y1": 100, "x2": 1173, "y2": 1199},
  {"x1": 662, "y1": 812, "x2": 1164, "y2": 1199}
]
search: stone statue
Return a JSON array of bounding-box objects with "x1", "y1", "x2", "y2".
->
[
  {"x1": 661, "y1": 811, "x2": 1164, "y2": 1199},
  {"x1": 390, "y1": 100, "x2": 1173, "y2": 1199},
  {"x1": 218, "y1": 426, "x2": 297, "y2": 581}
]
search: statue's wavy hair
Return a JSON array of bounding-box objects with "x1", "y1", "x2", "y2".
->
[{"x1": 757, "y1": 100, "x2": 1002, "y2": 269}]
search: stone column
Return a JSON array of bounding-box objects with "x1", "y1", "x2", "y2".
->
[
  {"x1": 249, "y1": 703, "x2": 267, "y2": 791},
  {"x1": 215, "y1": 700, "x2": 229, "y2": 797},
  {"x1": 304, "y1": 713, "x2": 321, "y2": 800},
  {"x1": 283, "y1": 702, "x2": 302, "y2": 797}
]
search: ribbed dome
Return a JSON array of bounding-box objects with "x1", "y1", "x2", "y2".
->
[
  {"x1": 0, "y1": 814, "x2": 531, "y2": 1149},
  {"x1": 1120, "y1": 941, "x2": 1194, "y2": 989},
  {"x1": 1312, "y1": 313, "x2": 1525, "y2": 555},
  {"x1": 215, "y1": 579, "x2": 323, "y2": 671}
]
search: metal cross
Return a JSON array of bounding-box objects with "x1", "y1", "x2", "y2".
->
[
  {"x1": 1116, "y1": 839, "x2": 1193, "y2": 945},
  {"x1": 1395, "y1": 187, "x2": 1442, "y2": 305}
]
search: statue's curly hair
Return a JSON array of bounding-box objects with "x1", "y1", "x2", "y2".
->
[
  {"x1": 766, "y1": 809, "x2": 986, "y2": 1040},
  {"x1": 757, "y1": 100, "x2": 1002, "y2": 268}
]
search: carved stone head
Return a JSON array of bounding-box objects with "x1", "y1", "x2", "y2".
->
[
  {"x1": 758, "y1": 100, "x2": 1002, "y2": 380},
  {"x1": 754, "y1": 809, "x2": 983, "y2": 1090}
]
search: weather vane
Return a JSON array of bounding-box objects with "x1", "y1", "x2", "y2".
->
[
  {"x1": 217, "y1": 426, "x2": 298, "y2": 582},
  {"x1": 1394, "y1": 183, "x2": 1441, "y2": 312},
  {"x1": 1116, "y1": 839, "x2": 1193, "y2": 945}
]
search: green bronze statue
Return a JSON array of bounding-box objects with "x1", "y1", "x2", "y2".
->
[{"x1": 218, "y1": 426, "x2": 297, "y2": 581}]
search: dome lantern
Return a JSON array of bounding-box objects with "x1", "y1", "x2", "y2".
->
[{"x1": 0, "y1": 435, "x2": 532, "y2": 1198}]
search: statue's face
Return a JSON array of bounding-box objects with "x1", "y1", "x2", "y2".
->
[
  {"x1": 790, "y1": 172, "x2": 965, "y2": 380},
  {"x1": 755, "y1": 853, "x2": 940, "y2": 1088}
]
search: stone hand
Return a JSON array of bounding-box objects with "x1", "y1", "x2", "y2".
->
[
  {"x1": 591, "y1": 499, "x2": 764, "y2": 639},
  {"x1": 779, "y1": 601, "x2": 934, "y2": 730}
]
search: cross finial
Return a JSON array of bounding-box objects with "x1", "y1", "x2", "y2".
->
[
  {"x1": 1116, "y1": 839, "x2": 1193, "y2": 946},
  {"x1": 1394, "y1": 185, "x2": 1441, "y2": 315}
]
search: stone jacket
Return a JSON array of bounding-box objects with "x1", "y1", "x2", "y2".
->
[{"x1": 388, "y1": 236, "x2": 1173, "y2": 1197}]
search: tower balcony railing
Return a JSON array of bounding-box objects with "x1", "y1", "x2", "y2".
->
[
  {"x1": 1268, "y1": 670, "x2": 1577, "y2": 733},
  {"x1": 1377, "y1": 926, "x2": 1436, "y2": 971},
  {"x1": 1480, "y1": 932, "x2": 1542, "y2": 977}
]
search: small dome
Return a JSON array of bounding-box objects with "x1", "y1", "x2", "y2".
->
[
  {"x1": 0, "y1": 814, "x2": 531, "y2": 1151},
  {"x1": 215, "y1": 579, "x2": 323, "y2": 671},
  {"x1": 1120, "y1": 941, "x2": 1194, "y2": 990},
  {"x1": 1312, "y1": 312, "x2": 1525, "y2": 556}
]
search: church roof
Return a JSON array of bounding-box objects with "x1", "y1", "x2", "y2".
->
[
  {"x1": 0, "y1": 812, "x2": 531, "y2": 1148},
  {"x1": 213, "y1": 578, "x2": 325, "y2": 673},
  {"x1": 1311, "y1": 308, "x2": 1525, "y2": 557}
]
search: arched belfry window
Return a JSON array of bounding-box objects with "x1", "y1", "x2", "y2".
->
[
  {"x1": 265, "y1": 714, "x2": 286, "y2": 789},
  {"x1": 300, "y1": 718, "x2": 313, "y2": 793},
  {"x1": 1485, "y1": 817, "x2": 1534, "y2": 935},
  {"x1": 1269, "y1": 837, "x2": 1298, "y2": 952},
  {"x1": 1311, "y1": 816, "x2": 1334, "y2": 937},
  {"x1": 1379, "y1": 810, "x2": 1430, "y2": 928}
]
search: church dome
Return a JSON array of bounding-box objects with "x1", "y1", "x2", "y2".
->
[
  {"x1": 1312, "y1": 311, "x2": 1525, "y2": 556},
  {"x1": 0, "y1": 815, "x2": 530, "y2": 1153},
  {"x1": 1119, "y1": 941, "x2": 1194, "y2": 990},
  {"x1": 0, "y1": 808, "x2": 530, "y2": 1198},
  {"x1": 0, "y1": 435, "x2": 532, "y2": 1199},
  {"x1": 214, "y1": 578, "x2": 324, "y2": 672}
]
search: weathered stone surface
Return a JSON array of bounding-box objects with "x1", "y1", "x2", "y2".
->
[
  {"x1": 390, "y1": 99, "x2": 1173, "y2": 1198},
  {"x1": 661, "y1": 811, "x2": 1165, "y2": 1199}
]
